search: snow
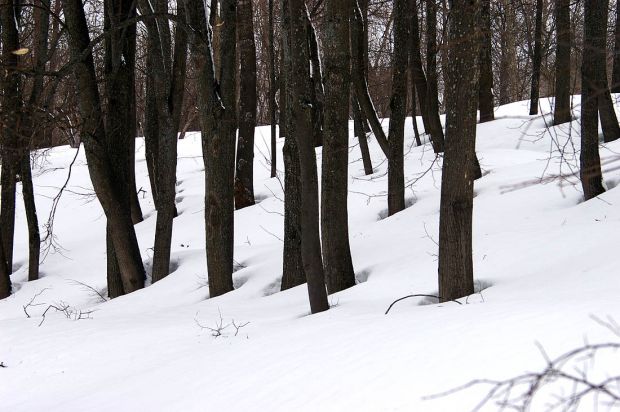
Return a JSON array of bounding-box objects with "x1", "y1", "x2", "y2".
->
[{"x1": 1, "y1": 96, "x2": 620, "y2": 411}]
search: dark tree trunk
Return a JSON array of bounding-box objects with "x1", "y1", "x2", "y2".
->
[
  {"x1": 128, "y1": 136, "x2": 143, "y2": 224},
  {"x1": 581, "y1": 0, "x2": 607, "y2": 200},
  {"x1": 140, "y1": 0, "x2": 188, "y2": 282},
  {"x1": 353, "y1": 96, "x2": 374, "y2": 175},
  {"x1": 144, "y1": 50, "x2": 160, "y2": 209},
  {"x1": 387, "y1": 0, "x2": 409, "y2": 216},
  {"x1": 351, "y1": 2, "x2": 389, "y2": 156},
  {"x1": 186, "y1": 0, "x2": 236, "y2": 297},
  {"x1": 269, "y1": 0, "x2": 277, "y2": 178},
  {"x1": 410, "y1": 0, "x2": 444, "y2": 153},
  {"x1": 425, "y1": 0, "x2": 442, "y2": 137},
  {"x1": 599, "y1": 89, "x2": 620, "y2": 142},
  {"x1": 0, "y1": 0, "x2": 21, "y2": 276},
  {"x1": 306, "y1": 13, "x2": 325, "y2": 148},
  {"x1": 0, "y1": 235, "x2": 9, "y2": 298},
  {"x1": 321, "y1": 0, "x2": 356, "y2": 294},
  {"x1": 553, "y1": 0, "x2": 571, "y2": 125},
  {"x1": 104, "y1": 0, "x2": 139, "y2": 293},
  {"x1": 21, "y1": 155, "x2": 40, "y2": 281},
  {"x1": 612, "y1": 0, "x2": 620, "y2": 93},
  {"x1": 529, "y1": 0, "x2": 543, "y2": 115},
  {"x1": 288, "y1": 0, "x2": 329, "y2": 313},
  {"x1": 234, "y1": 0, "x2": 257, "y2": 210},
  {"x1": 479, "y1": 0, "x2": 494, "y2": 122},
  {"x1": 438, "y1": 0, "x2": 480, "y2": 302},
  {"x1": 410, "y1": 83, "x2": 422, "y2": 146},
  {"x1": 62, "y1": 0, "x2": 145, "y2": 294},
  {"x1": 280, "y1": 0, "x2": 305, "y2": 291}
]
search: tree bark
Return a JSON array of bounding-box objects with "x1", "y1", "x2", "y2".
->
[
  {"x1": 21, "y1": 155, "x2": 40, "y2": 281},
  {"x1": 479, "y1": 0, "x2": 494, "y2": 122},
  {"x1": 387, "y1": 0, "x2": 409, "y2": 216},
  {"x1": 529, "y1": 0, "x2": 543, "y2": 115},
  {"x1": 321, "y1": 0, "x2": 356, "y2": 294},
  {"x1": 580, "y1": 0, "x2": 607, "y2": 200},
  {"x1": 288, "y1": 0, "x2": 329, "y2": 313},
  {"x1": 410, "y1": 0, "x2": 444, "y2": 153},
  {"x1": 0, "y1": 235, "x2": 9, "y2": 298},
  {"x1": 269, "y1": 0, "x2": 277, "y2": 178},
  {"x1": 353, "y1": 96, "x2": 374, "y2": 175},
  {"x1": 553, "y1": 0, "x2": 571, "y2": 125},
  {"x1": 280, "y1": 0, "x2": 306, "y2": 291},
  {"x1": 612, "y1": 0, "x2": 620, "y2": 93},
  {"x1": 186, "y1": 0, "x2": 236, "y2": 297},
  {"x1": 62, "y1": 0, "x2": 145, "y2": 294},
  {"x1": 438, "y1": 0, "x2": 480, "y2": 302},
  {"x1": 234, "y1": 0, "x2": 257, "y2": 210}
]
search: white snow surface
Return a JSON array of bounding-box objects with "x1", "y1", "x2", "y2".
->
[{"x1": 1, "y1": 97, "x2": 620, "y2": 411}]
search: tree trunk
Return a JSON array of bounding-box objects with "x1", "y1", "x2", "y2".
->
[
  {"x1": 351, "y1": 1, "x2": 390, "y2": 156},
  {"x1": 479, "y1": 0, "x2": 494, "y2": 122},
  {"x1": 288, "y1": 0, "x2": 329, "y2": 313},
  {"x1": 438, "y1": 0, "x2": 480, "y2": 302},
  {"x1": 580, "y1": 0, "x2": 607, "y2": 200},
  {"x1": 234, "y1": 0, "x2": 257, "y2": 209},
  {"x1": 529, "y1": 0, "x2": 543, "y2": 115},
  {"x1": 353, "y1": 96, "x2": 374, "y2": 175},
  {"x1": 321, "y1": 0, "x2": 356, "y2": 294},
  {"x1": 410, "y1": 0, "x2": 444, "y2": 153},
  {"x1": 186, "y1": 0, "x2": 236, "y2": 297},
  {"x1": 269, "y1": 0, "x2": 277, "y2": 178},
  {"x1": 612, "y1": 0, "x2": 620, "y2": 93},
  {"x1": 387, "y1": 0, "x2": 409, "y2": 216},
  {"x1": 62, "y1": 0, "x2": 145, "y2": 294},
  {"x1": 306, "y1": 13, "x2": 325, "y2": 148},
  {"x1": 0, "y1": 235, "x2": 10, "y2": 298},
  {"x1": 553, "y1": 0, "x2": 571, "y2": 125},
  {"x1": 280, "y1": 0, "x2": 305, "y2": 291},
  {"x1": 21, "y1": 155, "x2": 40, "y2": 281},
  {"x1": 0, "y1": 0, "x2": 21, "y2": 276},
  {"x1": 499, "y1": 0, "x2": 517, "y2": 104}
]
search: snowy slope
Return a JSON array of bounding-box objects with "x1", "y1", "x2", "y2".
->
[{"x1": 1, "y1": 96, "x2": 620, "y2": 411}]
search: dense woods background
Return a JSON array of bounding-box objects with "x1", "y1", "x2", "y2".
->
[{"x1": 0, "y1": 0, "x2": 619, "y2": 314}]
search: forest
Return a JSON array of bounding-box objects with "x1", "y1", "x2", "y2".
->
[{"x1": 1, "y1": 0, "x2": 620, "y2": 410}]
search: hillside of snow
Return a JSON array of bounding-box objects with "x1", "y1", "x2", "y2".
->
[{"x1": 1, "y1": 97, "x2": 620, "y2": 411}]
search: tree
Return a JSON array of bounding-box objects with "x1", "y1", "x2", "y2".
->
[
  {"x1": 321, "y1": 0, "x2": 356, "y2": 294},
  {"x1": 234, "y1": 0, "x2": 257, "y2": 209},
  {"x1": 288, "y1": 0, "x2": 329, "y2": 313},
  {"x1": 529, "y1": 0, "x2": 543, "y2": 115},
  {"x1": 553, "y1": 0, "x2": 571, "y2": 125},
  {"x1": 612, "y1": 0, "x2": 620, "y2": 93},
  {"x1": 280, "y1": 0, "x2": 306, "y2": 291},
  {"x1": 479, "y1": 0, "x2": 494, "y2": 123},
  {"x1": 387, "y1": 0, "x2": 409, "y2": 215},
  {"x1": 62, "y1": 0, "x2": 145, "y2": 295},
  {"x1": 139, "y1": 0, "x2": 187, "y2": 284},
  {"x1": 438, "y1": 0, "x2": 480, "y2": 302},
  {"x1": 580, "y1": 0, "x2": 609, "y2": 200},
  {"x1": 186, "y1": 0, "x2": 236, "y2": 297},
  {"x1": 268, "y1": 0, "x2": 277, "y2": 179}
]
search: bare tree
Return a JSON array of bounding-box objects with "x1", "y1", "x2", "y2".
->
[
  {"x1": 321, "y1": 0, "x2": 356, "y2": 294},
  {"x1": 528, "y1": 0, "x2": 543, "y2": 115},
  {"x1": 479, "y1": 0, "x2": 494, "y2": 123},
  {"x1": 234, "y1": 0, "x2": 257, "y2": 209},
  {"x1": 553, "y1": 0, "x2": 571, "y2": 125},
  {"x1": 438, "y1": 0, "x2": 480, "y2": 302}
]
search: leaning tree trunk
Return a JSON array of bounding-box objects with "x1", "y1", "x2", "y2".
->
[
  {"x1": 438, "y1": 0, "x2": 480, "y2": 302},
  {"x1": 186, "y1": 0, "x2": 236, "y2": 297},
  {"x1": 352, "y1": 96, "x2": 374, "y2": 175},
  {"x1": 351, "y1": 1, "x2": 389, "y2": 157},
  {"x1": 321, "y1": 0, "x2": 356, "y2": 294},
  {"x1": 479, "y1": 0, "x2": 494, "y2": 122},
  {"x1": 410, "y1": 0, "x2": 444, "y2": 153},
  {"x1": 288, "y1": 0, "x2": 329, "y2": 313},
  {"x1": 62, "y1": 0, "x2": 145, "y2": 294},
  {"x1": 553, "y1": 0, "x2": 571, "y2": 125},
  {"x1": 280, "y1": 0, "x2": 306, "y2": 291},
  {"x1": 387, "y1": 0, "x2": 409, "y2": 216},
  {"x1": 234, "y1": 0, "x2": 257, "y2": 209},
  {"x1": 580, "y1": 0, "x2": 607, "y2": 200},
  {"x1": 529, "y1": 0, "x2": 543, "y2": 115},
  {"x1": 20, "y1": 155, "x2": 40, "y2": 281}
]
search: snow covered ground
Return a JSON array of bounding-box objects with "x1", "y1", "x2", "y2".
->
[{"x1": 1, "y1": 97, "x2": 620, "y2": 411}]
